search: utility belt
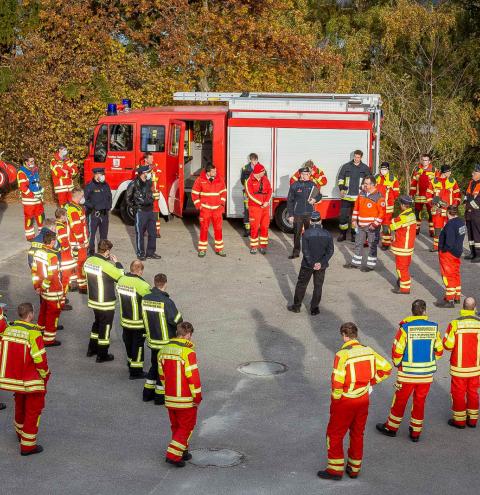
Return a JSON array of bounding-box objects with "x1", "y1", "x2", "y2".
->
[{"x1": 89, "y1": 209, "x2": 108, "y2": 217}]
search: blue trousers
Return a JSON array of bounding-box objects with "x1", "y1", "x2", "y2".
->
[
  {"x1": 135, "y1": 211, "x2": 156, "y2": 257},
  {"x1": 88, "y1": 213, "x2": 109, "y2": 255}
]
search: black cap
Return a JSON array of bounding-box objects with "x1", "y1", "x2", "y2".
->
[
  {"x1": 399, "y1": 195, "x2": 413, "y2": 206},
  {"x1": 441, "y1": 165, "x2": 451, "y2": 174},
  {"x1": 137, "y1": 165, "x2": 151, "y2": 174},
  {"x1": 380, "y1": 162, "x2": 390, "y2": 169},
  {"x1": 299, "y1": 167, "x2": 311, "y2": 173},
  {"x1": 311, "y1": 211, "x2": 321, "y2": 222},
  {"x1": 92, "y1": 167, "x2": 105, "y2": 174},
  {"x1": 474, "y1": 164, "x2": 480, "y2": 173}
]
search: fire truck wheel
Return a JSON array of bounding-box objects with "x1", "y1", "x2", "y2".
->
[
  {"x1": 0, "y1": 169, "x2": 8, "y2": 192},
  {"x1": 120, "y1": 195, "x2": 135, "y2": 225},
  {"x1": 274, "y1": 202, "x2": 294, "y2": 234}
]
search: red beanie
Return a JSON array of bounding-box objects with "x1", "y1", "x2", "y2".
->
[{"x1": 253, "y1": 163, "x2": 265, "y2": 174}]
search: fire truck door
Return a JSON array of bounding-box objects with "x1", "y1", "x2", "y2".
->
[
  {"x1": 167, "y1": 120, "x2": 186, "y2": 217},
  {"x1": 105, "y1": 123, "x2": 137, "y2": 187}
]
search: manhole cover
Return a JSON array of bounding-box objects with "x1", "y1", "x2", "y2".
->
[
  {"x1": 189, "y1": 448, "x2": 245, "y2": 467},
  {"x1": 237, "y1": 361, "x2": 288, "y2": 376}
]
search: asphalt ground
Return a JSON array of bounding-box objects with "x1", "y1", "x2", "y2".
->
[{"x1": 0, "y1": 202, "x2": 479, "y2": 495}]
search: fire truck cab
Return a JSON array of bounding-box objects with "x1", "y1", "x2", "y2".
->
[{"x1": 83, "y1": 92, "x2": 382, "y2": 231}]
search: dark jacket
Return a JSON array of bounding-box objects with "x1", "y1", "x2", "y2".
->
[
  {"x1": 126, "y1": 177, "x2": 154, "y2": 213},
  {"x1": 240, "y1": 162, "x2": 254, "y2": 188},
  {"x1": 84, "y1": 179, "x2": 112, "y2": 214},
  {"x1": 287, "y1": 180, "x2": 321, "y2": 217},
  {"x1": 301, "y1": 224, "x2": 335, "y2": 269},
  {"x1": 337, "y1": 160, "x2": 370, "y2": 201},
  {"x1": 439, "y1": 217, "x2": 466, "y2": 258}
]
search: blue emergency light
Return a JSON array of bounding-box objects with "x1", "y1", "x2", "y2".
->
[
  {"x1": 107, "y1": 103, "x2": 117, "y2": 116},
  {"x1": 122, "y1": 99, "x2": 132, "y2": 111}
]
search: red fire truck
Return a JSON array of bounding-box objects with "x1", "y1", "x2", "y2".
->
[{"x1": 83, "y1": 92, "x2": 382, "y2": 231}]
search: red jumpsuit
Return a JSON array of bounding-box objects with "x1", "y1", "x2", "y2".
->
[
  {"x1": 383, "y1": 315, "x2": 443, "y2": 439},
  {"x1": 245, "y1": 172, "x2": 272, "y2": 250},
  {"x1": 31, "y1": 245, "x2": 64, "y2": 345},
  {"x1": 17, "y1": 166, "x2": 45, "y2": 241},
  {"x1": 191, "y1": 170, "x2": 227, "y2": 253},
  {"x1": 376, "y1": 172, "x2": 400, "y2": 247},
  {"x1": 0, "y1": 320, "x2": 50, "y2": 454},
  {"x1": 443, "y1": 310, "x2": 480, "y2": 427},
  {"x1": 50, "y1": 153, "x2": 78, "y2": 206},
  {"x1": 409, "y1": 164, "x2": 438, "y2": 235},
  {"x1": 324, "y1": 340, "x2": 391, "y2": 477},
  {"x1": 66, "y1": 202, "x2": 89, "y2": 290},
  {"x1": 56, "y1": 219, "x2": 76, "y2": 290},
  {"x1": 158, "y1": 338, "x2": 202, "y2": 462},
  {"x1": 390, "y1": 208, "x2": 417, "y2": 293}
]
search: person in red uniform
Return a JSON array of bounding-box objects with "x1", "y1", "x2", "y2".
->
[
  {"x1": 317, "y1": 322, "x2": 391, "y2": 481},
  {"x1": 390, "y1": 196, "x2": 417, "y2": 294},
  {"x1": 55, "y1": 207, "x2": 77, "y2": 293},
  {"x1": 0, "y1": 302, "x2": 50, "y2": 456},
  {"x1": 50, "y1": 144, "x2": 78, "y2": 206},
  {"x1": 245, "y1": 163, "x2": 272, "y2": 255},
  {"x1": 31, "y1": 231, "x2": 64, "y2": 346},
  {"x1": 435, "y1": 205, "x2": 466, "y2": 308},
  {"x1": 375, "y1": 162, "x2": 400, "y2": 250},
  {"x1": 290, "y1": 160, "x2": 327, "y2": 191},
  {"x1": 426, "y1": 165, "x2": 461, "y2": 251},
  {"x1": 191, "y1": 164, "x2": 227, "y2": 257},
  {"x1": 142, "y1": 152, "x2": 162, "y2": 238},
  {"x1": 66, "y1": 187, "x2": 89, "y2": 293},
  {"x1": 443, "y1": 296, "x2": 480, "y2": 429},
  {"x1": 376, "y1": 299, "x2": 443, "y2": 442},
  {"x1": 409, "y1": 153, "x2": 438, "y2": 236},
  {"x1": 17, "y1": 155, "x2": 45, "y2": 241},
  {"x1": 159, "y1": 321, "x2": 202, "y2": 468}
]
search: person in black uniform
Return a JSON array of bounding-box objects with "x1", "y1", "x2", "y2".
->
[
  {"x1": 84, "y1": 167, "x2": 112, "y2": 255},
  {"x1": 240, "y1": 153, "x2": 258, "y2": 237},
  {"x1": 141, "y1": 273, "x2": 183, "y2": 405},
  {"x1": 287, "y1": 167, "x2": 321, "y2": 259},
  {"x1": 337, "y1": 150, "x2": 370, "y2": 242},
  {"x1": 288, "y1": 211, "x2": 334, "y2": 315},
  {"x1": 126, "y1": 165, "x2": 161, "y2": 261},
  {"x1": 464, "y1": 164, "x2": 480, "y2": 262}
]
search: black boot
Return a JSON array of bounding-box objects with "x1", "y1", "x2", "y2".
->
[
  {"x1": 317, "y1": 470, "x2": 342, "y2": 481},
  {"x1": 376, "y1": 423, "x2": 396, "y2": 437},
  {"x1": 337, "y1": 232, "x2": 347, "y2": 242},
  {"x1": 465, "y1": 247, "x2": 476, "y2": 260},
  {"x1": 165, "y1": 458, "x2": 186, "y2": 468},
  {"x1": 182, "y1": 450, "x2": 192, "y2": 461},
  {"x1": 350, "y1": 230, "x2": 356, "y2": 243},
  {"x1": 96, "y1": 353, "x2": 114, "y2": 363}
]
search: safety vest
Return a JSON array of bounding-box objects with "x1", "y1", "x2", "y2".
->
[
  {"x1": 390, "y1": 208, "x2": 417, "y2": 256},
  {"x1": 375, "y1": 172, "x2": 400, "y2": 213},
  {"x1": 84, "y1": 254, "x2": 124, "y2": 311},
  {"x1": 0, "y1": 320, "x2": 50, "y2": 393},
  {"x1": 158, "y1": 338, "x2": 202, "y2": 409},
  {"x1": 117, "y1": 273, "x2": 151, "y2": 329},
  {"x1": 331, "y1": 339, "x2": 391, "y2": 399},
  {"x1": 17, "y1": 166, "x2": 43, "y2": 206},
  {"x1": 352, "y1": 190, "x2": 385, "y2": 228},
  {"x1": 392, "y1": 315, "x2": 444, "y2": 383},
  {"x1": 410, "y1": 165, "x2": 438, "y2": 203},
  {"x1": 443, "y1": 310, "x2": 480, "y2": 378},
  {"x1": 50, "y1": 153, "x2": 78, "y2": 193},
  {"x1": 427, "y1": 177, "x2": 461, "y2": 216},
  {"x1": 31, "y1": 246, "x2": 64, "y2": 303},
  {"x1": 142, "y1": 288, "x2": 183, "y2": 350},
  {"x1": 65, "y1": 202, "x2": 89, "y2": 248}
]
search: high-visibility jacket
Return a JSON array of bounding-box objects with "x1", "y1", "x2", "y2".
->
[
  {"x1": 290, "y1": 165, "x2": 327, "y2": 189},
  {"x1": 17, "y1": 166, "x2": 43, "y2": 206},
  {"x1": 84, "y1": 254, "x2": 124, "y2": 311},
  {"x1": 352, "y1": 190, "x2": 385, "y2": 228},
  {"x1": 443, "y1": 309, "x2": 480, "y2": 378},
  {"x1": 0, "y1": 320, "x2": 50, "y2": 393},
  {"x1": 0, "y1": 306, "x2": 7, "y2": 334},
  {"x1": 142, "y1": 288, "x2": 183, "y2": 350},
  {"x1": 55, "y1": 220, "x2": 76, "y2": 273},
  {"x1": 426, "y1": 177, "x2": 461, "y2": 216},
  {"x1": 65, "y1": 202, "x2": 89, "y2": 249},
  {"x1": 240, "y1": 163, "x2": 254, "y2": 188},
  {"x1": 392, "y1": 315, "x2": 443, "y2": 383},
  {"x1": 245, "y1": 173, "x2": 272, "y2": 208},
  {"x1": 158, "y1": 338, "x2": 202, "y2": 408},
  {"x1": 331, "y1": 339, "x2": 391, "y2": 399},
  {"x1": 337, "y1": 160, "x2": 370, "y2": 202},
  {"x1": 117, "y1": 273, "x2": 151, "y2": 329},
  {"x1": 191, "y1": 170, "x2": 227, "y2": 210},
  {"x1": 409, "y1": 165, "x2": 438, "y2": 204},
  {"x1": 390, "y1": 208, "x2": 417, "y2": 256},
  {"x1": 50, "y1": 153, "x2": 78, "y2": 194},
  {"x1": 465, "y1": 179, "x2": 480, "y2": 218},
  {"x1": 27, "y1": 228, "x2": 59, "y2": 268},
  {"x1": 31, "y1": 245, "x2": 64, "y2": 304},
  {"x1": 375, "y1": 172, "x2": 400, "y2": 214}
]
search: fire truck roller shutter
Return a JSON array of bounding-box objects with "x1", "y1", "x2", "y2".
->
[{"x1": 227, "y1": 127, "x2": 273, "y2": 218}]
